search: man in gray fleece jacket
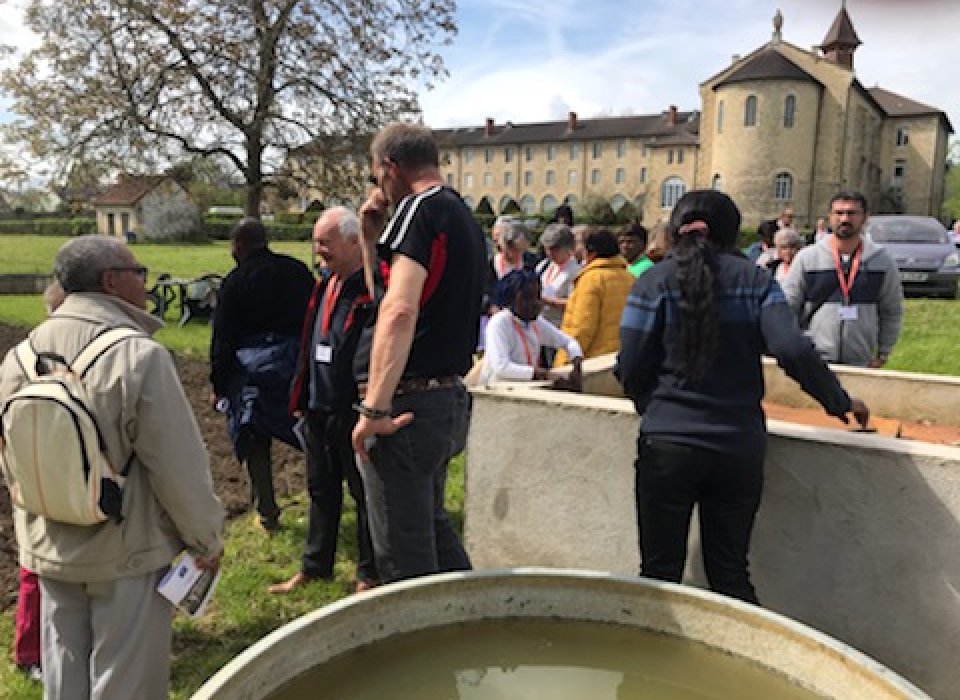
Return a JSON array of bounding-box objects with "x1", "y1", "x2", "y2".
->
[
  {"x1": 0, "y1": 236, "x2": 224, "y2": 700},
  {"x1": 781, "y1": 191, "x2": 903, "y2": 368}
]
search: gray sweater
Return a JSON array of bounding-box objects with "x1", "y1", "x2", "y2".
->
[{"x1": 781, "y1": 236, "x2": 903, "y2": 367}]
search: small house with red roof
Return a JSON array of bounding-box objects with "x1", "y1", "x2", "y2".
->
[{"x1": 92, "y1": 174, "x2": 197, "y2": 240}]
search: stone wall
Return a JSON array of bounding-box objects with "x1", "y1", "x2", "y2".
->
[{"x1": 0, "y1": 273, "x2": 53, "y2": 294}]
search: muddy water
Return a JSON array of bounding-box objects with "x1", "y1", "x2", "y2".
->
[{"x1": 270, "y1": 618, "x2": 823, "y2": 700}]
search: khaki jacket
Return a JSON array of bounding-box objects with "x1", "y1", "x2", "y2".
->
[
  {"x1": 0, "y1": 293, "x2": 223, "y2": 582},
  {"x1": 555, "y1": 255, "x2": 634, "y2": 366}
]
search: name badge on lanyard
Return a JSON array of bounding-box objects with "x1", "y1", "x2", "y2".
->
[
  {"x1": 838, "y1": 305, "x2": 858, "y2": 321},
  {"x1": 831, "y1": 240, "x2": 862, "y2": 319},
  {"x1": 315, "y1": 344, "x2": 332, "y2": 364}
]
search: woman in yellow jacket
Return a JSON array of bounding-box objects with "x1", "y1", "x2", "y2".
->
[{"x1": 555, "y1": 227, "x2": 635, "y2": 366}]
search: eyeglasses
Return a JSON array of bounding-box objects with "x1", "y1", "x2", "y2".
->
[{"x1": 107, "y1": 265, "x2": 149, "y2": 279}]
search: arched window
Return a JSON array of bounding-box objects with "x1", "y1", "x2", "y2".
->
[
  {"x1": 611, "y1": 194, "x2": 628, "y2": 212},
  {"x1": 462, "y1": 195, "x2": 476, "y2": 209},
  {"x1": 711, "y1": 174, "x2": 723, "y2": 191},
  {"x1": 784, "y1": 95, "x2": 796, "y2": 128},
  {"x1": 499, "y1": 196, "x2": 515, "y2": 213},
  {"x1": 519, "y1": 195, "x2": 537, "y2": 214},
  {"x1": 744, "y1": 95, "x2": 757, "y2": 127},
  {"x1": 661, "y1": 176, "x2": 686, "y2": 209},
  {"x1": 563, "y1": 194, "x2": 579, "y2": 209},
  {"x1": 541, "y1": 194, "x2": 558, "y2": 214},
  {"x1": 774, "y1": 172, "x2": 793, "y2": 201}
]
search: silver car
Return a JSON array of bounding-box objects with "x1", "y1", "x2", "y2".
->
[{"x1": 865, "y1": 215, "x2": 960, "y2": 299}]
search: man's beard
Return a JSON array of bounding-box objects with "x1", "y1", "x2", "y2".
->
[{"x1": 834, "y1": 225, "x2": 858, "y2": 240}]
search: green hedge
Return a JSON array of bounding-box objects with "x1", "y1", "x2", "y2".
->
[
  {"x1": 0, "y1": 218, "x2": 95, "y2": 236},
  {"x1": 201, "y1": 218, "x2": 310, "y2": 241}
]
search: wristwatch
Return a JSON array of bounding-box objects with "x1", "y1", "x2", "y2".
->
[{"x1": 352, "y1": 402, "x2": 390, "y2": 420}]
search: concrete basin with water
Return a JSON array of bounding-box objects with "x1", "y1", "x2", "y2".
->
[{"x1": 191, "y1": 569, "x2": 928, "y2": 700}]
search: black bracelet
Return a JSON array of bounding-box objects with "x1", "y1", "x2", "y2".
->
[{"x1": 352, "y1": 402, "x2": 390, "y2": 420}]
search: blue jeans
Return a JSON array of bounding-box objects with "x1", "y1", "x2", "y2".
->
[{"x1": 362, "y1": 384, "x2": 472, "y2": 583}]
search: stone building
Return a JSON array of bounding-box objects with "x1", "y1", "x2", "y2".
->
[
  {"x1": 92, "y1": 174, "x2": 198, "y2": 240},
  {"x1": 434, "y1": 6, "x2": 952, "y2": 228}
]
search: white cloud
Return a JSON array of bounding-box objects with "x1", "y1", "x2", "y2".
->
[{"x1": 421, "y1": 0, "x2": 960, "y2": 136}]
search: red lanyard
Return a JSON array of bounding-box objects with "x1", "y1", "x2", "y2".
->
[
  {"x1": 512, "y1": 317, "x2": 541, "y2": 371},
  {"x1": 830, "y1": 239, "x2": 861, "y2": 304},
  {"x1": 543, "y1": 262, "x2": 561, "y2": 286},
  {"x1": 320, "y1": 275, "x2": 343, "y2": 335}
]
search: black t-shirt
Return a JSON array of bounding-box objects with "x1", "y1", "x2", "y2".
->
[{"x1": 375, "y1": 185, "x2": 486, "y2": 378}]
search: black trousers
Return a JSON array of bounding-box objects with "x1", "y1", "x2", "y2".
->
[
  {"x1": 302, "y1": 411, "x2": 377, "y2": 582},
  {"x1": 245, "y1": 429, "x2": 279, "y2": 523},
  {"x1": 635, "y1": 436, "x2": 764, "y2": 604}
]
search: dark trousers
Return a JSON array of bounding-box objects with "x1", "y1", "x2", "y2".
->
[
  {"x1": 635, "y1": 436, "x2": 764, "y2": 604},
  {"x1": 245, "y1": 429, "x2": 279, "y2": 522},
  {"x1": 361, "y1": 384, "x2": 472, "y2": 583},
  {"x1": 303, "y1": 411, "x2": 377, "y2": 582}
]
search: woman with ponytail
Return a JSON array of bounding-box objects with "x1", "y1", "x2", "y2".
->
[{"x1": 617, "y1": 190, "x2": 868, "y2": 604}]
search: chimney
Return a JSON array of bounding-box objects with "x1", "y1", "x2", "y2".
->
[
  {"x1": 484, "y1": 117, "x2": 494, "y2": 136},
  {"x1": 732, "y1": 54, "x2": 741, "y2": 64},
  {"x1": 567, "y1": 111, "x2": 578, "y2": 132},
  {"x1": 666, "y1": 105, "x2": 678, "y2": 126}
]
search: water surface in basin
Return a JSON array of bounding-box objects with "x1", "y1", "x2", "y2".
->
[{"x1": 270, "y1": 618, "x2": 823, "y2": 699}]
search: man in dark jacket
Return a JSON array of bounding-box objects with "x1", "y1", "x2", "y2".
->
[
  {"x1": 269, "y1": 207, "x2": 379, "y2": 593},
  {"x1": 210, "y1": 218, "x2": 314, "y2": 531}
]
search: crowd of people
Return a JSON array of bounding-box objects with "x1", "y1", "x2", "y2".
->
[{"x1": 0, "y1": 117, "x2": 903, "y2": 698}]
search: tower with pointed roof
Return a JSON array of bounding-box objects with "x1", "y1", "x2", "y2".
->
[{"x1": 819, "y1": 1, "x2": 862, "y2": 70}]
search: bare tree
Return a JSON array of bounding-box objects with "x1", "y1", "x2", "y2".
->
[{"x1": 1, "y1": 0, "x2": 456, "y2": 215}]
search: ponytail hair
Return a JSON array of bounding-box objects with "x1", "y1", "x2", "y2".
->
[{"x1": 667, "y1": 190, "x2": 741, "y2": 381}]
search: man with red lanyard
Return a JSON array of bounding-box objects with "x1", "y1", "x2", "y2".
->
[
  {"x1": 782, "y1": 191, "x2": 903, "y2": 367},
  {"x1": 270, "y1": 207, "x2": 379, "y2": 594},
  {"x1": 352, "y1": 122, "x2": 487, "y2": 583}
]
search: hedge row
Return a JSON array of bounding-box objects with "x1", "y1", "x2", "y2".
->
[{"x1": 0, "y1": 218, "x2": 95, "y2": 236}]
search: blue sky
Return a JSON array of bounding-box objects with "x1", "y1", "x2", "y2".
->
[{"x1": 419, "y1": 0, "x2": 960, "y2": 140}]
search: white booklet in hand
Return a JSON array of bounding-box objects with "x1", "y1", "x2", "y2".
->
[{"x1": 157, "y1": 551, "x2": 221, "y2": 618}]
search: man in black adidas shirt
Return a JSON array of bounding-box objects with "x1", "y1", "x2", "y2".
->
[{"x1": 352, "y1": 122, "x2": 486, "y2": 582}]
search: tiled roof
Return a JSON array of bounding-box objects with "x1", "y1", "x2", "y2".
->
[
  {"x1": 433, "y1": 111, "x2": 700, "y2": 147},
  {"x1": 92, "y1": 175, "x2": 170, "y2": 206},
  {"x1": 714, "y1": 48, "x2": 821, "y2": 89},
  {"x1": 869, "y1": 87, "x2": 940, "y2": 117},
  {"x1": 869, "y1": 86, "x2": 955, "y2": 133},
  {"x1": 821, "y1": 6, "x2": 861, "y2": 49}
]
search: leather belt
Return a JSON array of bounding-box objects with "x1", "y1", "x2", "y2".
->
[{"x1": 358, "y1": 375, "x2": 461, "y2": 400}]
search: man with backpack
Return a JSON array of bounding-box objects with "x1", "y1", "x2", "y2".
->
[{"x1": 0, "y1": 235, "x2": 224, "y2": 700}]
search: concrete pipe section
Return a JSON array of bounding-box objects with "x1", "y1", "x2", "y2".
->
[{"x1": 191, "y1": 569, "x2": 929, "y2": 700}]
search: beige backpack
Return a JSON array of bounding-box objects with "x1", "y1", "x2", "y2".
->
[{"x1": 0, "y1": 327, "x2": 141, "y2": 525}]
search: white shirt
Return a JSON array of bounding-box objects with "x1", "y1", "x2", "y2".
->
[
  {"x1": 539, "y1": 257, "x2": 582, "y2": 325},
  {"x1": 481, "y1": 309, "x2": 583, "y2": 384}
]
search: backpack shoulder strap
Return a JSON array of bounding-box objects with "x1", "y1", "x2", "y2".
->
[
  {"x1": 73, "y1": 327, "x2": 144, "y2": 377},
  {"x1": 14, "y1": 339, "x2": 41, "y2": 381}
]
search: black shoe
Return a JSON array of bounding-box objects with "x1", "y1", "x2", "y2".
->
[{"x1": 256, "y1": 515, "x2": 281, "y2": 534}]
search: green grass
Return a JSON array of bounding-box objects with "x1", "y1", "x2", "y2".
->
[{"x1": 0, "y1": 235, "x2": 312, "y2": 280}]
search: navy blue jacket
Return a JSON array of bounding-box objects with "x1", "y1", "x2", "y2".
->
[{"x1": 618, "y1": 251, "x2": 852, "y2": 456}]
